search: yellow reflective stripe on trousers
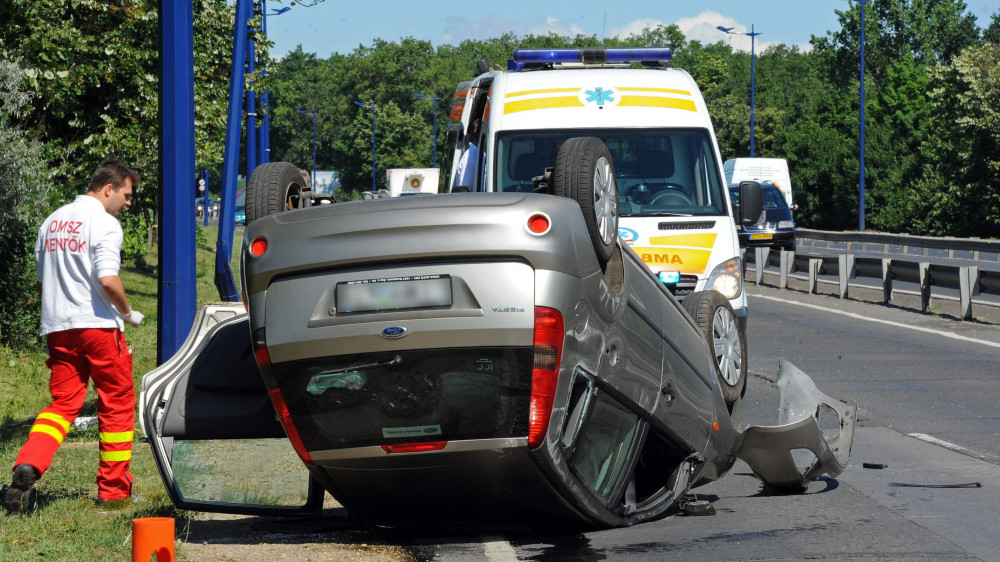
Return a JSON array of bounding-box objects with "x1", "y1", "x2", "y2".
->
[
  {"x1": 30, "y1": 423, "x2": 66, "y2": 444},
  {"x1": 100, "y1": 450, "x2": 132, "y2": 462},
  {"x1": 37, "y1": 411, "x2": 72, "y2": 432},
  {"x1": 99, "y1": 431, "x2": 134, "y2": 444}
]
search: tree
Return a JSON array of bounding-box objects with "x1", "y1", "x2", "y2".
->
[
  {"x1": 333, "y1": 101, "x2": 430, "y2": 194},
  {"x1": 910, "y1": 42, "x2": 1000, "y2": 236},
  {"x1": 0, "y1": 0, "x2": 239, "y2": 260},
  {"x1": 0, "y1": 60, "x2": 51, "y2": 349}
]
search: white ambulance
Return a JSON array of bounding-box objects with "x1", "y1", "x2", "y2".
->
[{"x1": 445, "y1": 47, "x2": 763, "y2": 396}]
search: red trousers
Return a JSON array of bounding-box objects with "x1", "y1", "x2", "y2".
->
[{"x1": 14, "y1": 328, "x2": 135, "y2": 501}]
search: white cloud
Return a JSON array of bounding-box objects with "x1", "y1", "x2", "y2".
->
[
  {"x1": 442, "y1": 14, "x2": 586, "y2": 44},
  {"x1": 607, "y1": 17, "x2": 668, "y2": 40},
  {"x1": 439, "y1": 11, "x2": 808, "y2": 54},
  {"x1": 612, "y1": 11, "x2": 793, "y2": 54}
]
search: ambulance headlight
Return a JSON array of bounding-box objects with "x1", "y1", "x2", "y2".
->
[{"x1": 705, "y1": 257, "x2": 742, "y2": 300}]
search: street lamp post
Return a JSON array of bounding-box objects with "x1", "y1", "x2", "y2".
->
[
  {"x1": 857, "y1": 0, "x2": 872, "y2": 232},
  {"x1": 413, "y1": 93, "x2": 441, "y2": 167},
  {"x1": 717, "y1": 24, "x2": 763, "y2": 157},
  {"x1": 354, "y1": 101, "x2": 377, "y2": 193},
  {"x1": 296, "y1": 109, "x2": 318, "y2": 189}
]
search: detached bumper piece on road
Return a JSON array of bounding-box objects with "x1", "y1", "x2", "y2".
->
[{"x1": 738, "y1": 360, "x2": 857, "y2": 491}]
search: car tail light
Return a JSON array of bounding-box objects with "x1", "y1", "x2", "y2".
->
[
  {"x1": 267, "y1": 388, "x2": 314, "y2": 465},
  {"x1": 251, "y1": 327, "x2": 271, "y2": 367},
  {"x1": 526, "y1": 212, "x2": 551, "y2": 235},
  {"x1": 529, "y1": 307, "x2": 564, "y2": 449},
  {"x1": 380, "y1": 441, "x2": 447, "y2": 454},
  {"x1": 249, "y1": 236, "x2": 267, "y2": 257}
]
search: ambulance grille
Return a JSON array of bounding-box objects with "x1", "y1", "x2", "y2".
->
[
  {"x1": 657, "y1": 221, "x2": 716, "y2": 230},
  {"x1": 666, "y1": 275, "x2": 699, "y2": 299}
]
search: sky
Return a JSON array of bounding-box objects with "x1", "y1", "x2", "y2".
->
[{"x1": 262, "y1": 0, "x2": 998, "y2": 58}]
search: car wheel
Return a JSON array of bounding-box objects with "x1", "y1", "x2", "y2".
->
[
  {"x1": 245, "y1": 162, "x2": 310, "y2": 225},
  {"x1": 552, "y1": 137, "x2": 619, "y2": 265},
  {"x1": 683, "y1": 290, "x2": 747, "y2": 405}
]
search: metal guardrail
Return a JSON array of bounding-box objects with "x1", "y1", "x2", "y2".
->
[{"x1": 745, "y1": 229, "x2": 1000, "y2": 321}]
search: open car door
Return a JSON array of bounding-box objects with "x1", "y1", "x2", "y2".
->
[{"x1": 140, "y1": 303, "x2": 324, "y2": 515}]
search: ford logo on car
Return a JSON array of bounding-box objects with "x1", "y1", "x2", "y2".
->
[{"x1": 380, "y1": 326, "x2": 407, "y2": 338}]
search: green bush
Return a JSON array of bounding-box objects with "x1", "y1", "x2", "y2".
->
[{"x1": 0, "y1": 60, "x2": 50, "y2": 350}]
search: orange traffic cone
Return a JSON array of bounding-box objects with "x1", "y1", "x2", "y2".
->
[{"x1": 132, "y1": 517, "x2": 175, "y2": 561}]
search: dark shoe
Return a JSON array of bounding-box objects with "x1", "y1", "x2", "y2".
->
[{"x1": 3, "y1": 464, "x2": 39, "y2": 514}]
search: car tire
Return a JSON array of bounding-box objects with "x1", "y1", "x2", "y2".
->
[
  {"x1": 245, "y1": 162, "x2": 310, "y2": 225},
  {"x1": 683, "y1": 290, "x2": 747, "y2": 406},
  {"x1": 552, "y1": 137, "x2": 619, "y2": 266}
]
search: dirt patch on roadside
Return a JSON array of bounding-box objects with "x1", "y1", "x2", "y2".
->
[{"x1": 175, "y1": 504, "x2": 430, "y2": 561}]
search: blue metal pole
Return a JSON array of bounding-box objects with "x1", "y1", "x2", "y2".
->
[
  {"x1": 158, "y1": 1, "x2": 197, "y2": 363},
  {"x1": 859, "y1": 1, "x2": 868, "y2": 232},
  {"x1": 246, "y1": 15, "x2": 257, "y2": 179},
  {"x1": 749, "y1": 24, "x2": 756, "y2": 158},
  {"x1": 216, "y1": 0, "x2": 250, "y2": 302},
  {"x1": 312, "y1": 114, "x2": 317, "y2": 188},
  {"x1": 371, "y1": 105, "x2": 377, "y2": 192},
  {"x1": 259, "y1": 0, "x2": 270, "y2": 165},
  {"x1": 432, "y1": 102, "x2": 438, "y2": 167}
]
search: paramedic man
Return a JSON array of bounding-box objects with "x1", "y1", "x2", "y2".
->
[{"x1": 3, "y1": 159, "x2": 144, "y2": 514}]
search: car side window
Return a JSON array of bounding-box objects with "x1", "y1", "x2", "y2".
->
[{"x1": 569, "y1": 390, "x2": 640, "y2": 501}]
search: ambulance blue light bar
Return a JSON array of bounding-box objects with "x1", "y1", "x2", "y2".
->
[{"x1": 509, "y1": 47, "x2": 672, "y2": 70}]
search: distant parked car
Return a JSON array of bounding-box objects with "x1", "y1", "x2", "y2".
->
[{"x1": 729, "y1": 182, "x2": 796, "y2": 251}]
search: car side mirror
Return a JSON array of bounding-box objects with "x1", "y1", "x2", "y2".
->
[{"x1": 736, "y1": 181, "x2": 763, "y2": 226}]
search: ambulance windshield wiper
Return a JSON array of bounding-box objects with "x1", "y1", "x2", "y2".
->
[{"x1": 633, "y1": 212, "x2": 693, "y2": 217}]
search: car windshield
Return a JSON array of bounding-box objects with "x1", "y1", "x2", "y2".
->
[
  {"x1": 495, "y1": 128, "x2": 728, "y2": 217},
  {"x1": 729, "y1": 184, "x2": 786, "y2": 209},
  {"x1": 275, "y1": 347, "x2": 533, "y2": 450}
]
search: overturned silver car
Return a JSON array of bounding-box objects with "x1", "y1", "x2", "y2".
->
[{"x1": 141, "y1": 151, "x2": 854, "y2": 528}]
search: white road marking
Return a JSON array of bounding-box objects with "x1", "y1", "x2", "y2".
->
[
  {"x1": 751, "y1": 294, "x2": 1000, "y2": 349},
  {"x1": 483, "y1": 538, "x2": 519, "y2": 562},
  {"x1": 908, "y1": 433, "x2": 970, "y2": 453}
]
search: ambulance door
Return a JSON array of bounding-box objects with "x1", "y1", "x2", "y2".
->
[{"x1": 140, "y1": 303, "x2": 324, "y2": 515}]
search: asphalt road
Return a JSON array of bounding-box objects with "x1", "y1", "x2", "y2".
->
[{"x1": 178, "y1": 283, "x2": 1000, "y2": 561}]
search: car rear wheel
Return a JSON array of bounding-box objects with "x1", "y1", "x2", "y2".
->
[
  {"x1": 245, "y1": 162, "x2": 310, "y2": 225},
  {"x1": 552, "y1": 137, "x2": 619, "y2": 266},
  {"x1": 683, "y1": 290, "x2": 747, "y2": 405}
]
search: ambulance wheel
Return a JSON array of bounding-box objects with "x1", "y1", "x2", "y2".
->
[
  {"x1": 552, "y1": 137, "x2": 619, "y2": 266},
  {"x1": 683, "y1": 290, "x2": 747, "y2": 406},
  {"x1": 245, "y1": 162, "x2": 310, "y2": 225}
]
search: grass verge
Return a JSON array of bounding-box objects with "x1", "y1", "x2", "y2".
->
[{"x1": 0, "y1": 225, "x2": 242, "y2": 560}]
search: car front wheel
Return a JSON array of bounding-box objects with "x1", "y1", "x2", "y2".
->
[{"x1": 683, "y1": 290, "x2": 747, "y2": 406}]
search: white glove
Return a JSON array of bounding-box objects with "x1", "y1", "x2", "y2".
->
[{"x1": 123, "y1": 309, "x2": 144, "y2": 327}]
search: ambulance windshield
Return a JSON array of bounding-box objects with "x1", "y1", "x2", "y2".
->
[{"x1": 495, "y1": 129, "x2": 728, "y2": 217}]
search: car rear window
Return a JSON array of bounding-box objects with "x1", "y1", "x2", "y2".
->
[{"x1": 275, "y1": 348, "x2": 533, "y2": 450}]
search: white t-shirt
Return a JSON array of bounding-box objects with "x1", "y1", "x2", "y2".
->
[{"x1": 35, "y1": 195, "x2": 125, "y2": 335}]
